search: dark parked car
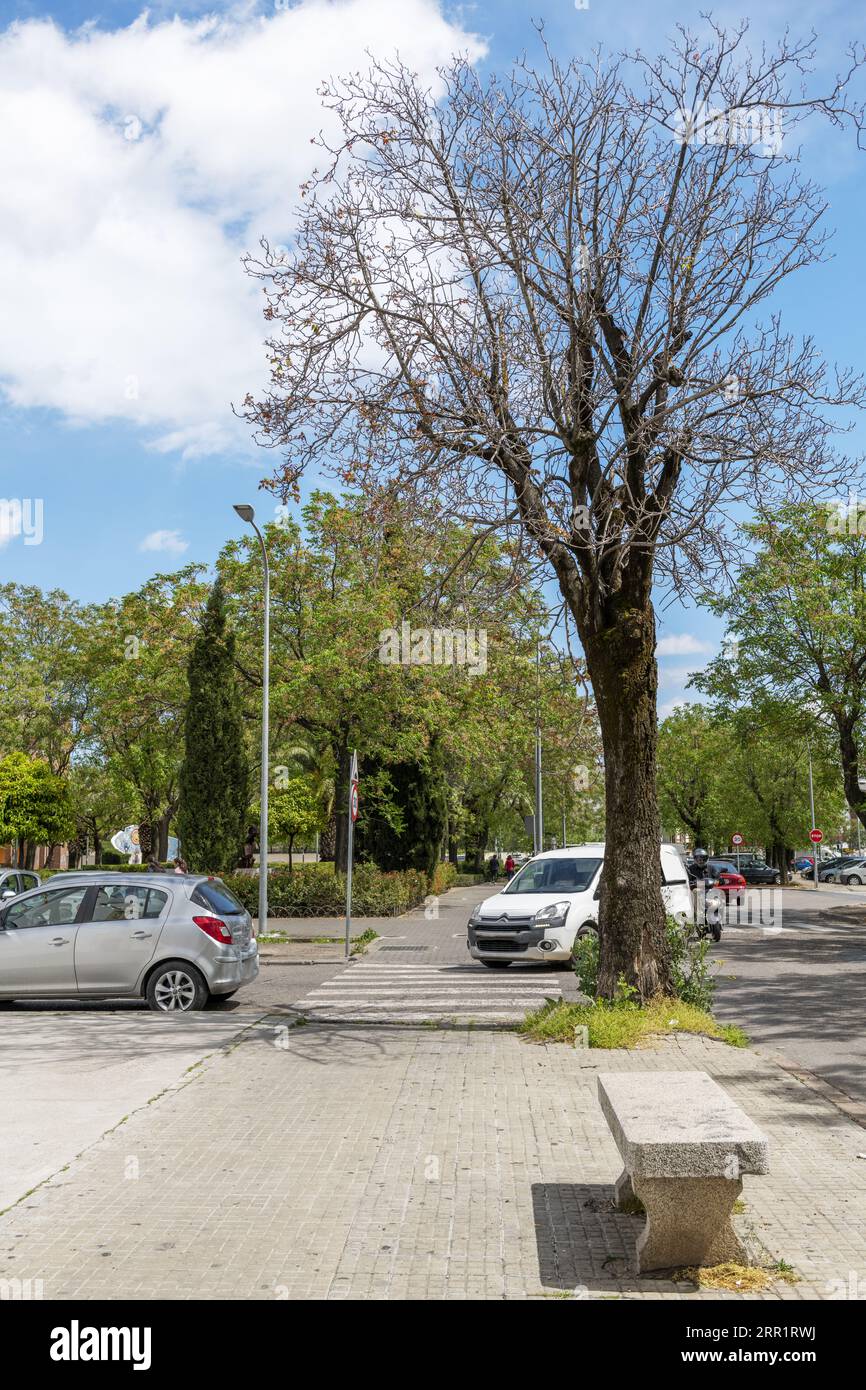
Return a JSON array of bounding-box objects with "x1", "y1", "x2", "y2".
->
[{"x1": 731, "y1": 856, "x2": 780, "y2": 886}]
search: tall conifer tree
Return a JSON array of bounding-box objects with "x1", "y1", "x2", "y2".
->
[{"x1": 177, "y1": 579, "x2": 249, "y2": 871}]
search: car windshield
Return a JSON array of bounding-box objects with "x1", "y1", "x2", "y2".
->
[{"x1": 502, "y1": 857, "x2": 601, "y2": 894}]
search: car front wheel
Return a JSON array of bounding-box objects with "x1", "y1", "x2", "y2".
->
[
  {"x1": 146, "y1": 960, "x2": 209, "y2": 1013},
  {"x1": 846, "y1": 874, "x2": 863, "y2": 886}
]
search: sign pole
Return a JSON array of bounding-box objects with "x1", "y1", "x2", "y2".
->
[
  {"x1": 807, "y1": 745, "x2": 819, "y2": 891},
  {"x1": 345, "y1": 750, "x2": 359, "y2": 960}
]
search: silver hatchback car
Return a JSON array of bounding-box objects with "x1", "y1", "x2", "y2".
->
[{"x1": 0, "y1": 873, "x2": 258, "y2": 1012}]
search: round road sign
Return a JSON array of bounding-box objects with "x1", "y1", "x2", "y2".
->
[{"x1": 809, "y1": 828, "x2": 823, "y2": 844}]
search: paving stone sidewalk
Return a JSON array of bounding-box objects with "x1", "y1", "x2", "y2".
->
[{"x1": 1, "y1": 1020, "x2": 864, "y2": 1300}]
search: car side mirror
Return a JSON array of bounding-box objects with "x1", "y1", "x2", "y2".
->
[{"x1": 1, "y1": 889, "x2": 16, "y2": 900}]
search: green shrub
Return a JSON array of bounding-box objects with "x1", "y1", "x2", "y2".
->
[
  {"x1": 222, "y1": 862, "x2": 434, "y2": 918},
  {"x1": 429, "y1": 861, "x2": 458, "y2": 896},
  {"x1": 568, "y1": 917, "x2": 717, "y2": 1012},
  {"x1": 571, "y1": 931, "x2": 599, "y2": 995},
  {"x1": 666, "y1": 915, "x2": 717, "y2": 1011}
]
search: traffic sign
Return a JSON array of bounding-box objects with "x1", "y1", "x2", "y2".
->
[
  {"x1": 731, "y1": 833, "x2": 744, "y2": 846},
  {"x1": 810, "y1": 828, "x2": 823, "y2": 844},
  {"x1": 350, "y1": 782, "x2": 359, "y2": 822}
]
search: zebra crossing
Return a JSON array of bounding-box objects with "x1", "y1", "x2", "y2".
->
[{"x1": 294, "y1": 959, "x2": 564, "y2": 1024}]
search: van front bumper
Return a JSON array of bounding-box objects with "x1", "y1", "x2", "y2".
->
[{"x1": 467, "y1": 922, "x2": 571, "y2": 962}]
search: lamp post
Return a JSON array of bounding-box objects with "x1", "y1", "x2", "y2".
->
[
  {"x1": 233, "y1": 504, "x2": 270, "y2": 931},
  {"x1": 534, "y1": 642, "x2": 543, "y2": 853}
]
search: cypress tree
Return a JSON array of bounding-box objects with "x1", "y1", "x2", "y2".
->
[{"x1": 177, "y1": 579, "x2": 250, "y2": 872}]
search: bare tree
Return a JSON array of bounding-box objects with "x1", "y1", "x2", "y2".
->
[{"x1": 242, "y1": 22, "x2": 865, "y2": 998}]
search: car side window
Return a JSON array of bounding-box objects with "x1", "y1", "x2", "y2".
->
[
  {"x1": 20, "y1": 873, "x2": 40, "y2": 892},
  {"x1": 4, "y1": 887, "x2": 87, "y2": 930},
  {"x1": 90, "y1": 886, "x2": 166, "y2": 921},
  {"x1": 144, "y1": 889, "x2": 168, "y2": 919}
]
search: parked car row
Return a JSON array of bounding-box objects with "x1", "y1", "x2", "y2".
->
[
  {"x1": 0, "y1": 873, "x2": 258, "y2": 1012},
  {"x1": 817, "y1": 856, "x2": 866, "y2": 885},
  {"x1": 685, "y1": 856, "x2": 780, "y2": 888}
]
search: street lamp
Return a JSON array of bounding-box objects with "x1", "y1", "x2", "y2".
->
[{"x1": 233, "y1": 504, "x2": 270, "y2": 931}]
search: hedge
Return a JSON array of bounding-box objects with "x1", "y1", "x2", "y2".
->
[{"x1": 223, "y1": 859, "x2": 459, "y2": 918}]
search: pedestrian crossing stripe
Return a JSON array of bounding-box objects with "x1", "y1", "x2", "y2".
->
[{"x1": 294, "y1": 961, "x2": 563, "y2": 1024}]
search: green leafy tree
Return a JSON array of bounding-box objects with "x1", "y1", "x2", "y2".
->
[
  {"x1": 697, "y1": 504, "x2": 866, "y2": 835},
  {"x1": 657, "y1": 705, "x2": 726, "y2": 850},
  {"x1": 88, "y1": 567, "x2": 208, "y2": 859},
  {"x1": 0, "y1": 584, "x2": 97, "y2": 772},
  {"x1": 176, "y1": 580, "x2": 250, "y2": 872},
  {"x1": 0, "y1": 752, "x2": 74, "y2": 866},
  {"x1": 356, "y1": 739, "x2": 448, "y2": 878},
  {"x1": 267, "y1": 777, "x2": 324, "y2": 870}
]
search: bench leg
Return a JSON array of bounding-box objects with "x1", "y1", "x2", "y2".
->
[
  {"x1": 613, "y1": 1168, "x2": 638, "y2": 1210},
  {"x1": 630, "y1": 1176, "x2": 746, "y2": 1272}
]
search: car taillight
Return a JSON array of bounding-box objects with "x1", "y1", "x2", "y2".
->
[{"x1": 193, "y1": 914, "x2": 233, "y2": 944}]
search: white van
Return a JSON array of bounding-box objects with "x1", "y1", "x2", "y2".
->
[{"x1": 467, "y1": 842, "x2": 693, "y2": 967}]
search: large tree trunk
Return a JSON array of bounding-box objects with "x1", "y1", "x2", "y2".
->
[
  {"x1": 156, "y1": 810, "x2": 172, "y2": 863},
  {"x1": 836, "y1": 713, "x2": 866, "y2": 829},
  {"x1": 580, "y1": 587, "x2": 671, "y2": 1001},
  {"x1": 319, "y1": 815, "x2": 336, "y2": 862}
]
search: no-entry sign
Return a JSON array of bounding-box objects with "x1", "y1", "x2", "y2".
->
[
  {"x1": 731, "y1": 833, "x2": 744, "y2": 846},
  {"x1": 810, "y1": 828, "x2": 823, "y2": 844}
]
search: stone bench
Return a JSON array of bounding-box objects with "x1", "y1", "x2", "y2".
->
[{"x1": 597, "y1": 1071, "x2": 770, "y2": 1272}]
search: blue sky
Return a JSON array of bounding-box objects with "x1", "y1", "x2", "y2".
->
[{"x1": 1, "y1": 0, "x2": 864, "y2": 713}]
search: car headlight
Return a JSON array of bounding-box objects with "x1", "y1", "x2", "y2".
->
[{"x1": 531, "y1": 900, "x2": 572, "y2": 928}]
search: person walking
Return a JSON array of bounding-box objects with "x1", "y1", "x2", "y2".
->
[{"x1": 504, "y1": 853, "x2": 516, "y2": 876}]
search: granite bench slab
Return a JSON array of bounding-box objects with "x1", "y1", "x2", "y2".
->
[{"x1": 597, "y1": 1071, "x2": 770, "y2": 1272}]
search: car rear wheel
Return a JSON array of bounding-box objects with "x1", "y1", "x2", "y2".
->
[
  {"x1": 480, "y1": 959, "x2": 512, "y2": 968},
  {"x1": 146, "y1": 960, "x2": 209, "y2": 1013}
]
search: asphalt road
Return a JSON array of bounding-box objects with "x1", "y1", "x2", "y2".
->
[{"x1": 711, "y1": 886, "x2": 866, "y2": 1105}]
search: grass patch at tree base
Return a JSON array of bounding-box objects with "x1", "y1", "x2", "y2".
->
[{"x1": 518, "y1": 995, "x2": 749, "y2": 1049}]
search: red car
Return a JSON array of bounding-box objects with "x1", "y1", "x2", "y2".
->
[{"x1": 709, "y1": 869, "x2": 746, "y2": 904}]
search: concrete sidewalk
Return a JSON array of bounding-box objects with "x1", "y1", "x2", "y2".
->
[{"x1": 1, "y1": 1020, "x2": 864, "y2": 1300}]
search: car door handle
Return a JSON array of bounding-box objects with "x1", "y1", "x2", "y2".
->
[
  {"x1": 51, "y1": 937, "x2": 69, "y2": 946},
  {"x1": 130, "y1": 930, "x2": 153, "y2": 940}
]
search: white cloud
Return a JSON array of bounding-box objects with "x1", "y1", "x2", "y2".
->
[
  {"x1": 139, "y1": 528, "x2": 189, "y2": 554},
  {"x1": 658, "y1": 663, "x2": 704, "y2": 689},
  {"x1": 656, "y1": 633, "x2": 714, "y2": 657},
  {"x1": 658, "y1": 697, "x2": 688, "y2": 719},
  {"x1": 0, "y1": 4, "x2": 485, "y2": 457}
]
